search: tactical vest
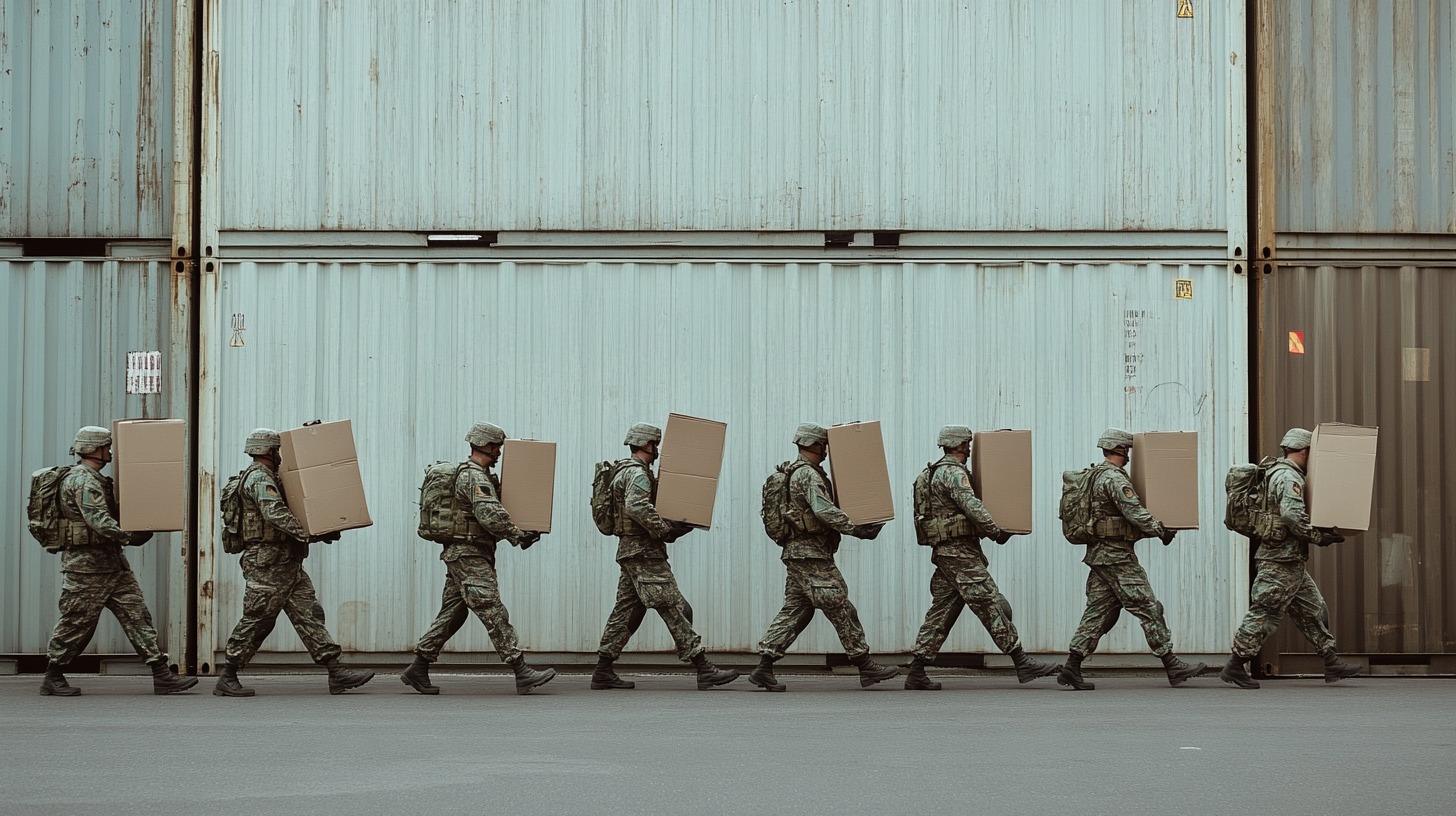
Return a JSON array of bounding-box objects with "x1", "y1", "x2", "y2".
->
[
  {"x1": 1089, "y1": 468, "x2": 1137, "y2": 541},
  {"x1": 612, "y1": 461, "x2": 656, "y2": 537},
  {"x1": 920, "y1": 461, "x2": 977, "y2": 545},
  {"x1": 1253, "y1": 461, "x2": 1300, "y2": 541},
  {"x1": 449, "y1": 465, "x2": 491, "y2": 541},
  {"x1": 58, "y1": 467, "x2": 111, "y2": 548},
  {"x1": 240, "y1": 464, "x2": 291, "y2": 544},
  {"x1": 788, "y1": 463, "x2": 834, "y2": 537}
]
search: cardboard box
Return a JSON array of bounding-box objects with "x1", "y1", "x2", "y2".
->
[
  {"x1": 970, "y1": 430, "x2": 1033, "y2": 534},
  {"x1": 827, "y1": 421, "x2": 895, "y2": 525},
  {"x1": 500, "y1": 439, "x2": 556, "y2": 533},
  {"x1": 278, "y1": 420, "x2": 372, "y2": 536},
  {"x1": 111, "y1": 419, "x2": 186, "y2": 531},
  {"x1": 1307, "y1": 423, "x2": 1378, "y2": 531},
  {"x1": 655, "y1": 413, "x2": 727, "y2": 528},
  {"x1": 1131, "y1": 432, "x2": 1200, "y2": 529}
]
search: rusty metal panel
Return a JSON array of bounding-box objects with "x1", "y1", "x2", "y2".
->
[
  {"x1": 212, "y1": 0, "x2": 1243, "y2": 235},
  {"x1": 0, "y1": 0, "x2": 175, "y2": 238},
  {"x1": 0, "y1": 258, "x2": 187, "y2": 658},
  {"x1": 1267, "y1": 0, "x2": 1456, "y2": 234},
  {"x1": 202, "y1": 258, "x2": 1246, "y2": 661},
  {"x1": 1259, "y1": 263, "x2": 1456, "y2": 658}
]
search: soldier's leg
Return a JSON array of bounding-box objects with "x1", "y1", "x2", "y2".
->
[
  {"x1": 223, "y1": 568, "x2": 290, "y2": 669},
  {"x1": 597, "y1": 567, "x2": 646, "y2": 660},
  {"x1": 102, "y1": 570, "x2": 164, "y2": 663},
  {"x1": 45, "y1": 572, "x2": 111, "y2": 666},
  {"x1": 911, "y1": 561, "x2": 965, "y2": 661},
  {"x1": 955, "y1": 561, "x2": 1021, "y2": 654},
  {"x1": 1067, "y1": 569, "x2": 1123, "y2": 657},
  {"x1": 412, "y1": 570, "x2": 469, "y2": 662},
  {"x1": 801, "y1": 560, "x2": 870, "y2": 661},
  {"x1": 1230, "y1": 562, "x2": 1302, "y2": 659},
  {"x1": 624, "y1": 559, "x2": 702, "y2": 661},
  {"x1": 1103, "y1": 563, "x2": 1173, "y2": 657},
  {"x1": 447, "y1": 556, "x2": 523, "y2": 664},
  {"x1": 278, "y1": 567, "x2": 343, "y2": 665},
  {"x1": 756, "y1": 563, "x2": 816, "y2": 658},
  {"x1": 1285, "y1": 569, "x2": 1337, "y2": 655}
]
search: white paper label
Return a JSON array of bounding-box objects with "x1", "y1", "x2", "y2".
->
[{"x1": 125, "y1": 351, "x2": 162, "y2": 394}]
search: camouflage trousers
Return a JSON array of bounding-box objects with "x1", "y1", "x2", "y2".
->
[
  {"x1": 223, "y1": 553, "x2": 341, "y2": 668},
  {"x1": 758, "y1": 557, "x2": 869, "y2": 661},
  {"x1": 1231, "y1": 559, "x2": 1335, "y2": 659},
  {"x1": 47, "y1": 569, "x2": 164, "y2": 665},
  {"x1": 413, "y1": 555, "x2": 522, "y2": 664},
  {"x1": 912, "y1": 553, "x2": 1020, "y2": 660},
  {"x1": 1068, "y1": 561, "x2": 1172, "y2": 657},
  {"x1": 597, "y1": 557, "x2": 703, "y2": 662}
]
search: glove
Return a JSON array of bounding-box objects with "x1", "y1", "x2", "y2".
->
[
  {"x1": 664, "y1": 521, "x2": 693, "y2": 543},
  {"x1": 127, "y1": 531, "x2": 154, "y2": 547},
  {"x1": 852, "y1": 523, "x2": 884, "y2": 541},
  {"x1": 1317, "y1": 528, "x2": 1345, "y2": 547},
  {"x1": 991, "y1": 530, "x2": 1012, "y2": 546},
  {"x1": 1159, "y1": 529, "x2": 1177, "y2": 546},
  {"x1": 515, "y1": 531, "x2": 542, "y2": 550},
  {"x1": 310, "y1": 531, "x2": 342, "y2": 544}
]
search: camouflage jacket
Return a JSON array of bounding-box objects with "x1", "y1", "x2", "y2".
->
[
  {"x1": 57, "y1": 463, "x2": 139, "y2": 573},
  {"x1": 1083, "y1": 462, "x2": 1167, "y2": 566},
  {"x1": 782, "y1": 454, "x2": 856, "y2": 561},
  {"x1": 442, "y1": 460, "x2": 527, "y2": 562},
  {"x1": 1255, "y1": 458, "x2": 1322, "y2": 562},
  {"x1": 925, "y1": 454, "x2": 1002, "y2": 558},
  {"x1": 239, "y1": 463, "x2": 309, "y2": 563},
  {"x1": 613, "y1": 458, "x2": 674, "y2": 562}
]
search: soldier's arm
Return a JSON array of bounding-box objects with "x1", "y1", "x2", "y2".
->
[
  {"x1": 802, "y1": 469, "x2": 857, "y2": 535},
  {"x1": 945, "y1": 468, "x2": 1002, "y2": 537},
  {"x1": 75, "y1": 478, "x2": 135, "y2": 545},
  {"x1": 250, "y1": 474, "x2": 309, "y2": 542},
  {"x1": 464, "y1": 472, "x2": 528, "y2": 542},
  {"x1": 1273, "y1": 473, "x2": 1322, "y2": 544},
  {"x1": 1106, "y1": 471, "x2": 1167, "y2": 537},
  {"x1": 622, "y1": 468, "x2": 674, "y2": 539}
]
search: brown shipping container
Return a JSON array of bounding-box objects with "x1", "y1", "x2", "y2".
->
[
  {"x1": 970, "y1": 430, "x2": 1033, "y2": 534},
  {"x1": 112, "y1": 419, "x2": 186, "y2": 531},
  {"x1": 500, "y1": 439, "x2": 556, "y2": 533}
]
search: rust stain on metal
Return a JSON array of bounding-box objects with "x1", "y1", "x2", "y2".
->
[{"x1": 201, "y1": 579, "x2": 214, "y2": 599}]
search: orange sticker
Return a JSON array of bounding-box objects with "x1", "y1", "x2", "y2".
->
[{"x1": 1288, "y1": 331, "x2": 1305, "y2": 354}]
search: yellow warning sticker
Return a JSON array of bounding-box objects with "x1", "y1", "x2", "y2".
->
[
  {"x1": 1289, "y1": 331, "x2": 1305, "y2": 354},
  {"x1": 1177, "y1": 0, "x2": 1194, "y2": 19},
  {"x1": 1174, "y1": 279, "x2": 1193, "y2": 299}
]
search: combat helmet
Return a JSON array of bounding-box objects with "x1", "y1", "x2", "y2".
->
[
  {"x1": 1097, "y1": 427, "x2": 1134, "y2": 451},
  {"x1": 793, "y1": 423, "x2": 828, "y2": 447},
  {"x1": 1279, "y1": 428, "x2": 1312, "y2": 451},
  {"x1": 937, "y1": 425, "x2": 974, "y2": 448},
  {"x1": 243, "y1": 428, "x2": 282, "y2": 455},
  {"x1": 624, "y1": 423, "x2": 662, "y2": 447},
  {"x1": 70, "y1": 426, "x2": 113, "y2": 456},
  {"x1": 466, "y1": 422, "x2": 507, "y2": 448}
]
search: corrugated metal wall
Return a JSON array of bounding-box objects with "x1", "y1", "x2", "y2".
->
[
  {"x1": 0, "y1": 258, "x2": 187, "y2": 657},
  {"x1": 0, "y1": 0, "x2": 175, "y2": 238},
  {"x1": 1270, "y1": 0, "x2": 1456, "y2": 234},
  {"x1": 1259, "y1": 264, "x2": 1456, "y2": 656},
  {"x1": 202, "y1": 259, "x2": 1247, "y2": 661},
  {"x1": 213, "y1": 0, "x2": 1241, "y2": 233}
]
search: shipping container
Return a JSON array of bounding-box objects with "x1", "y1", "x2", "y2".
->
[
  {"x1": 0, "y1": 257, "x2": 190, "y2": 665},
  {"x1": 198, "y1": 258, "x2": 1248, "y2": 667},
  {"x1": 0, "y1": 0, "x2": 177, "y2": 238},
  {"x1": 211, "y1": 0, "x2": 1245, "y2": 237}
]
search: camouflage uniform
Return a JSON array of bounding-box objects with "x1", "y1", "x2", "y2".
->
[
  {"x1": 1230, "y1": 458, "x2": 1335, "y2": 658},
  {"x1": 1066, "y1": 463, "x2": 1174, "y2": 657},
  {"x1": 45, "y1": 463, "x2": 165, "y2": 665},
  {"x1": 596, "y1": 459, "x2": 704, "y2": 661},
  {"x1": 911, "y1": 455, "x2": 1021, "y2": 659},
  {"x1": 757, "y1": 454, "x2": 871, "y2": 660},
  {"x1": 221, "y1": 462, "x2": 343, "y2": 667},
  {"x1": 412, "y1": 460, "x2": 530, "y2": 664}
]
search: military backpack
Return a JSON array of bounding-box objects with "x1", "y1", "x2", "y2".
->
[
  {"x1": 1224, "y1": 457, "x2": 1276, "y2": 537},
  {"x1": 417, "y1": 461, "x2": 469, "y2": 543},
  {"x1": 590, "y1": 460, "x2": 637, "y2": 536},
  {"x1": 218, "y1": 468, "x2": 251, "y2": 554},
  {"x1": 911, "y1": 461, "x2": 956, "y2": 546},
  {"x1": 26, "y1": 466, "x2": 72, "y2": 553},
  {"x1": 760, "y1": 460, "x2": 808, "y2": 545},
  {"x1": 1058, "y1": 464, "x2": 1107, "y2": 546}
]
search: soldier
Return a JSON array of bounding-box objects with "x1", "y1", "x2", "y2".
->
[
  {"x1": 905, "y1": 425, "x2": 1059, "y2": 690},
  {"x1": 213, "y1": 429, "x2": 375, "y2": 697},
  {"x1": 39, "y1": 426, "x2": 197, "y2": 696},
  {"x1": 400, "y1": 422, "x2": 556, "y2": 695},
  {"x1": 590, "y1": 422, "x2": 739, "y2": 691},
  {"x1": 1056, "y1": 428, "x2": 1205, "y2": 691},
  {"x1": 1220, "y1": 428, "x2": 1360, "y2": 689},
  {"x1": 748, "y1": 423, "x2": 899, "y2": 692}
]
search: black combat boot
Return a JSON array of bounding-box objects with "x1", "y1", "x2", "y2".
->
[
  {"x1": 149, "y1": 658, "x2": 198, "y2": 695},
  {"x1": 1160, "y1": 653, "x2": 1207, "y2": 686},
  {"x1": 748, "y1": 654, "x2": 786, "y2": 692},
  {"x1": 38, "y1": 662, "x2": 81, "y2": 697},
  {"x1": 399, "y1": 655, "x2": 439, "y2": 695},
  {"x1": 1321, "y1": 651, "x2": 1361, "y2": 683},
  {"x1": 213, "y1": 663, "x2": 255, "y2": 697},
  {"x1": 903, "y1": 656, "x2": 941, "y2": 690},
  {"x1": 1009, "y1": 646, "x2": 1060, "y2": 683},
  {"x1": 691, "y1": 653, "x2": 740, "y2": 690},
  {"x1": 1057, "y1": 651, "x2": 1095, "y2": 690},
  {"x1": 1219, "y1": 653, "x2": 1259, "y2": 689},
  {"x1": 589, "y1": 655, "x2": 634, "y2": 690},
  {"x1": 508, "y1": 657, "x2": 557, "y2": 695},
  {"x1": 850, "y1": 654, "x2": 899, "y2": 688},
  {"x1": 323, "y1": 657, "x2": 375, "y2": 695}
]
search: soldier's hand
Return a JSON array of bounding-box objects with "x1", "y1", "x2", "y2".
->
[
  {"x1": 1317, "y1": 528, "x2": 1345, "y2": 547},
  {"x1": 517, "y1": 531, "x2": 542, "y2": 549},
  {"x1": 128, "y1": 531, "x2": 154, "y2": 546},
  {"x1": 992, "y1": 530, "x2": 1013, "y2": 545},
  {"x1": 310, "y1": 531, "x2": 341, "y2": 544},
  {"x1": 1159, "y1": 529, "x2": 1177, "y2": 545},
  {"x1": 852, "y1": 523, "x2": 884, "y2": 540}
]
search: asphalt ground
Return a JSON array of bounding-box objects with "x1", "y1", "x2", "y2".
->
[{"x1": 2, "y1": 669, "x2": 1452, "y2": 816}]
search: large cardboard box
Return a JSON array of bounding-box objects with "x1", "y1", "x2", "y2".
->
[
  {"x1": 1307, "y1": 423, "x2": 1379, "y2": 531},
  {"x1": 655, "y1": 413, "x2": 727, "y2": 528},
  {"x1": 500, "y1": 439, "x2": 556, "y2": 533},
  {"x1": 1131, "y1": 432, "x2": 1200, "y2": 529},
  {"x1": 111, "y1": 418, "x2": 186, "y2": 531},
  {"x1": 278, "y1": 420, "x2": 372, "y2": 536},
  {"x1": 970, "y1": 430, "x2": 1033, "y2": 534},
  {"x1": 827, "y1": 421, "x2": 895, "y2": 525}
]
